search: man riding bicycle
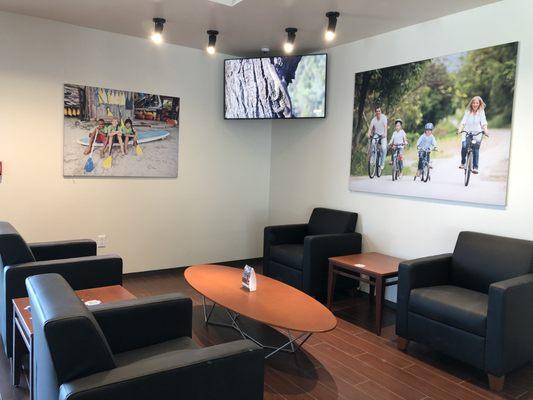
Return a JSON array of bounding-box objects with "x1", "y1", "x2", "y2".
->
[
  {"x1": 367, "y1": 106, "x2": 388, "y2": 171},
  {"x1": 416, "y1": 123, "x2": 438, "y2": 177}
]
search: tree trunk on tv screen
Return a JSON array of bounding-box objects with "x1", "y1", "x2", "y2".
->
[{"x1": 225, "y1": 57, "x2": 300, "y2": 119}]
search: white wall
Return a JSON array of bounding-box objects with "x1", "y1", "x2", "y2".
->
[
  {"x1": 0, "y1": 12, "x2": 272, "y2": 273},
  {"x1": 269, "y1": 0, "x2": 533, "y2": 299}
]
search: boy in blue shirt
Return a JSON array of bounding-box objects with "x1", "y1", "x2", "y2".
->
[{"x1": 416, "y1": 123, "x2": 438, "y2": 178}]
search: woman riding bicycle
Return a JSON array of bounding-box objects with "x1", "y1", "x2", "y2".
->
[
  {"x1": 458, "y1": 96, "x2": 488, "y2": 174},
  {"x1": 416, "y1": 123, "x2": 438, "y2": 178}
]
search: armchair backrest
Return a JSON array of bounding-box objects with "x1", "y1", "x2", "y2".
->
[
  {"x1": 26, "y1": 274, "x2": 116, "y2": 400},
  {"x1": 307, "y1": 208, "x2": 357, "y2": 236},
  {"x1": 451, "y1": 231, "x2": 533, "y2": 293},
  {"x1": 0, "y1": 222, "x2": 35, "y2": 268}
]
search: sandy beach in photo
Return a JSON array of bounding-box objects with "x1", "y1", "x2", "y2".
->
[{"x1": 63, "y1": 119, "x2": 179, "y2": 177}]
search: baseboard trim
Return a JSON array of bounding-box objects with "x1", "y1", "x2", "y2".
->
[{"x1": 124, "y1": 257, "x2": 263, "y2": 278}]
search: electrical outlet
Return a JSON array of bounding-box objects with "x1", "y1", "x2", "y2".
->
[{"x1": 97, "y1": 235, "x2": 106, "y2": 248}]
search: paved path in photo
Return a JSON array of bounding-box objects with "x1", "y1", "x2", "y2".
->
[{"x1": 349, "y1": 129, "x2": 511, "y2": 205}]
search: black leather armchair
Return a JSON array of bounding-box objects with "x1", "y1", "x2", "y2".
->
[
  {"x1": 396, "y1": 231, "x2": 533, "y2": 391},
  {"x1": 264, "y1": 208, "x2": 361, "y2": 298},
  {"x1": 0, "y1": 221, "x2": 123, "y2": 357},
  {"x1": 26, "y1": 274, "x2": 264, "y2": 400}
]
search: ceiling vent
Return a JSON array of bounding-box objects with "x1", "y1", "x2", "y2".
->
[{"x1": 208, "y1": 0, "x2": 243, "y2": 6}]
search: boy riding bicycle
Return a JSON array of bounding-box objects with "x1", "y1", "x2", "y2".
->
[{"x1": 416, "y1": 123, "x2": 438, "y2": 177}]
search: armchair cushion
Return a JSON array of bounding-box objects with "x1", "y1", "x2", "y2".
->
[
  {"x1": 451, "y1": 231, "x2": 533, "y2": 293},
  {"x1": 308, "y1": 208, "x2": 357, "y2": 235},
  {"x1": 410, "y1": 285, "x2": 488, "y2": 336},
  {"x1": 269, "y1": 244, "x2": 304, "y2": 270}
]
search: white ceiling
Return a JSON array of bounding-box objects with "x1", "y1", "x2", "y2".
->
[{"x1": 0, "y1": 0, "x2": 500, "y2": 56}]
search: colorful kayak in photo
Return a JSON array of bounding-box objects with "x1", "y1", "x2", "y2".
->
[{"x1": 77, "y1": 130, "x2": 170, "y2": 147}]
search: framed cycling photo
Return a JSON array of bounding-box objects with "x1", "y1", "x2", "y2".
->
[{"x1": 349, "y1": 41, "x2": 518, "y2": 206}]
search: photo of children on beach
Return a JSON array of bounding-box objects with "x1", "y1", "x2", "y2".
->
[
  {"x1": 63, "y1": 84, "x2": 179, "y2": 177},
  {"x1": 350, "y1": 42, "x2": 518, "y2": 206}
]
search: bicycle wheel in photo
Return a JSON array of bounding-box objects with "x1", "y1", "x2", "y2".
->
[
  {"x1": 464, "y1": 152, "x2": 472, "y2": 186},
  {"x1": 376, "y1": 151, "x2": 383, "y2": 178},
  {"x1": 392, "y1": 155, "x2": 399, "y2": 181},
  {"x1": 422, "y1": 164, "x2": 429, "y2": 182},
  {"x1": 368, "y1": 145, "x2": 377, "y2": 179}
]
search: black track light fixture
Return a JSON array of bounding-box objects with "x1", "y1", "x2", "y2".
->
[
  {"x1": 151, "y1": 17, "x2": 166, "y2": 44},
  {"x1": 207, "y1": 30, "x2": 219, "y2": 54},
  {"x1": 325, "y1": 11, "x2": 340, "y2": 41},
  {"x1": 284, "y1": 27, "x2": 297, "y2": 54},
  {"x1": 325, "y1": 11, "x2": 340, "y2": 42}
]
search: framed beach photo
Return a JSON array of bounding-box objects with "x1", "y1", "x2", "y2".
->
[
  {"x1": 63, "y1": 84, "x2": 180, "y2": 177},
  {"x1": 349, "y1": 42, "x2": 518, "y2": 206}
]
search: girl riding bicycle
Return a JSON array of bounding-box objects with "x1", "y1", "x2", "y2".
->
[
  {"x1": 458, "y1": 96, "x2": 488, "y2": 174},
  {"x1": 416, "y1": 123, "x2": 438, "y2": 178}
]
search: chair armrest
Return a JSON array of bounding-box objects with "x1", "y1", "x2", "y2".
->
[
  {"x1": 264, "y1": 224, "x2": 308, "y2": 276},
  {"x1": 302, "y1": 232, "x2": 362, "y2": 296},
  {"x1": 486, "y1": 273, "x2": 533, "y2": 376},
  {"x1": 264, "y1": 224, "x2": 308, "y2": 247},
  {"x1": 29, "y1": 239, "x2": 97, "y2": 261},
  {"x1": 1, "y1": 255, "x2": 122, "y2": 357},
  {"x1": 92, "y1": 294, "x2": 192, "y2": 353},
  {"x1": 396, "y1": 254, "x2": 452, "y2": 338},
  {"x1": 59, "y1": 340, "x2": 264, "y2": 400}
]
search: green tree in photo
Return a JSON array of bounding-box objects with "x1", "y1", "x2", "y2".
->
[
  {"x1": 289, "y1": 55, "x2": 327, "y2": 118},
  {"x1": 456, "y1": 42, "x2": 517, "y2": 127}
]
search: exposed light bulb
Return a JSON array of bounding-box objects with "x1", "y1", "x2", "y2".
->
[
  {"x1": 151, "y1": 32, "x2": 163, "y2": 44},
  {"x1": 151, "y1": 18, "x2": 166, "y2": 44},
  {"x1": 284, "y1": 27, "x2": 297, "y2": 54},
  {"x1": 325, "y1": 12, "x2": 339, "y2": 43},
  {"x1": 283, "y1": 42, "x2": 294, "y2": 54},
  {"x1": 206, "y1": 30, "x2": 219, "y2": 55}
]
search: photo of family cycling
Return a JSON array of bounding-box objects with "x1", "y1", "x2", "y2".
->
[{"x1": 349, "y1": 42, "x2": 518, "y2": 206}]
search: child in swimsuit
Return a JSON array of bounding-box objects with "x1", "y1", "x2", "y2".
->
[
  {"x1": 103, "y1": 118, "x2": 125, "y2": 157},
  {"x1": 121, "y1": 118, "x2": 138, "y2": 154},
  {"x1": 84, "y1": 119, "x2": 106, "y2": 155}
]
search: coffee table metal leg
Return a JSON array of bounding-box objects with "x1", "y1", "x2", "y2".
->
[
  {"x1": 202, "y1": 296, "x2": 217, "y2": 324},
  {"x1": 202, "y1": 297, "x2": 313, "y2": 359}
]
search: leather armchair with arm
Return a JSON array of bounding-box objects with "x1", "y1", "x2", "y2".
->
[
  {"x1": 26, "y1": 274, "x2": 264, "y2": 400},
  {"x1": 396, "y1": 231, "x2": 533, "y2": 391},
  {"x1": 263, "y1": 208, "x2": 361, "y2": 298},
  {"x1": 0, "y1": 222, "x2": 123, "y2": 357}
]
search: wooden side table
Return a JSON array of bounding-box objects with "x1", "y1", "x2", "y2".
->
[
  {"x1": 327, "y1": 252, "x2": 402, "y2": 336},
  {"x1": 12, "y1": 285, "x2": 136, "y2": 400}
]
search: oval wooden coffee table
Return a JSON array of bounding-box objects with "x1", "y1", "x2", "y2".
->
[{"x1": 185, "y1": 264, "x2": 337, "y2": 358}]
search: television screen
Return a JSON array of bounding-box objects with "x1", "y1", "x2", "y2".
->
[{"x1": 224, "y1": 54, "x2": 327, "y2": 119}]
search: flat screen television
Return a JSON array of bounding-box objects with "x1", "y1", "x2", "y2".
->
[{"x1": 224, "y1": 53, "x2": 327, "y2": 120}]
